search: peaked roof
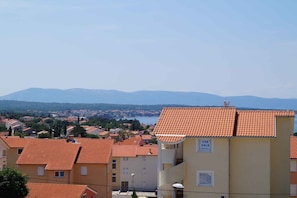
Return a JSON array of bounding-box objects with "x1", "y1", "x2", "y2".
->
[
  {"x1": 16, "y1": 139, "x2": 80, "y2": 170},
  {"x1": 291, "y1": 136, "x2": 297, "y2": 159},
  {"x1": 154, "y1": 107, "x2": 295, "y2": 143},
  {"x1": 0, "y1": 136, "x2": 32, "y2": 148},
  {"x1": 74, "y1": 138, "x2": 113, "y2": 164},
  {"x1": 26, "y1": 182, "x2": 97, "y2": 198}
]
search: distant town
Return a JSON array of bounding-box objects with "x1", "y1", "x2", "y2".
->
[{"x1": 0, "y1": 104, "x2": 297, "y2": 198}]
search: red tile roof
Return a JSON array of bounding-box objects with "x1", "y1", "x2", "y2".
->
[
  {"x1": 291, "y1": 136, "x2": 297, "y2": 159},
  {"x1": 154, "y1": 107, "x2": 237, "y2": 142},
  {"x1": 112, "y1": 145, "x2": 137, "y2": 157},
  {"x1": 112, "y1": 144, "x2": 158, "y2": 157},
  {"x1": 75, "y1": 138, "x2": 113, "y2": 164},
  {"x1": 16, "y1": 139, "x2": 80, "y2": 170},
  {"x1": 116, "y1": 136, "x2": 142, "y2": 145},
  {"x1": 137, "y1": 145, "x2": 158, "y2": 156},
  {"x1": 0, "y1": 136, "x2": 32, "y2": 148},
  {"x1": 154, "y1": 107, "x2": 295, "y2": 143},
  {"x1": 26, "y1": 182, "x2": 97, "y2": 198}
]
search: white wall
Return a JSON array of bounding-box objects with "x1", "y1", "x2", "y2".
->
[{"x1": 120, "y1": 155, "x2": 157, "y2": 191}]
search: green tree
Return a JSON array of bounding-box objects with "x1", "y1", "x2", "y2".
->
[
  {"x1": 131, "y1": 188, "x2": 138, "y2": 198},
  {"x1": 0, "y1": 124, "x2": 7, "y2": 132},
  {"x1": 8, "y1": 127, "x2": 12, "y2": 136},
  {"x1": 0, "y1": 167, "x2": 29, "y2": 198},
  {"x1": 71, "y1": 125, "x2": 87, "y2": 137}
]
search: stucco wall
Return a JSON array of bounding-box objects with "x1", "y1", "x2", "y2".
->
[
  {"x1": 270, "y1": 117, "x2": 293, "y2": 198},
  {"x1": 120, "y1": 155, "x2": 157, "y2": 191},
  {"x1": 230, "y1": 138, "x2": 270, "y2": 198},
  {"x1": 112, "y1": 157, "x2": 121, "y2": 190},
  {"x1": 183, "y1": 138, "x2": 229, "y2": 198},
  {"x1": 74, "y1": 163, "x2": 111, "y2": 198}
]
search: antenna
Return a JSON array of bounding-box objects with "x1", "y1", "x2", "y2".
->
[{"x1": 224, "y1": 99, "x2": 230, "y2": 107}]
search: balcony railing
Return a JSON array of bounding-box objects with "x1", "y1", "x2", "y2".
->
[{"x1": 161, "y1": 149, "x2": 176, "y2": 164}]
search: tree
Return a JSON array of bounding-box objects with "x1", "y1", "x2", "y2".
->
[
  {"x1": 8, "y1": 127, "x2": 12, "y2": 136},
  {"x1": 0, "y1": 167, "x2": 29, "y2": 198},
  {"x1": 71, "y1": 125, "x2": 87, "y2": 137},
  {"x1": 131, "y1": 188, "x2": 138, "y2": 198}
]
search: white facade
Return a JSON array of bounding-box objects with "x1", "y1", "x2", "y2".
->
[{"x1": 120, "y1": 155, "x2": 157, "y2": 191}]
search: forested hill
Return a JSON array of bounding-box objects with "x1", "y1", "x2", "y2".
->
[{"x1": 0, "y1": 88, "x2": 297, "y2": 110}]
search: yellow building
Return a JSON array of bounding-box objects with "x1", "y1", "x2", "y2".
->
[
  {"x1": 0, "y1": 136, "x2": 32, "y2": 169},
  {"x1": 16, "y1": 138, "x2": 113, "y2": 198},
  {"x1": 154, "y1": 107, "x2": 295, "y2": 198}
]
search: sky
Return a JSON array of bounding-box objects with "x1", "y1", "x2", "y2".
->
[{"x1": 1, "y1": 0, "x2": 297, "y2": 98}]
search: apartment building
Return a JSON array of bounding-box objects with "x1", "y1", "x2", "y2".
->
[
  {"x1": 154, "y1": 107, "x2": 295, "y2": 198},
  {"x1": 26, "y1": 183, "x2": 97, "y2": 198},
  {"x1": 291, "y1": 136, "x2": 297, "y2": 197},
  {"x1": 0, "y1": 136, "x2": 32, "y2": 169},
  {"x1": 16, "y1": 138, "x2": 113, "y2": 198},
  {"x1": 112, "y1": 144, "x2": 158, "y2": 192}
]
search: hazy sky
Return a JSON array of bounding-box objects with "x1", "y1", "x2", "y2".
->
[{"x1": 1, "y1": 0, "x2": 297, "y2": 98}]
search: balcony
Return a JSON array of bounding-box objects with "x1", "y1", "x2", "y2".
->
[
  {"x1": 160, "y1": 161, "x2": 186, "y2": 185},
  {"x1": 161, "y1": 149, "x2": 176, "y2": 164}
]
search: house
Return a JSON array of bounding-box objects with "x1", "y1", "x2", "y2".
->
[
  {"x1": 154, "y1": 107, "x2": 295, "y2": 198},
  {"x1": 291, "y1": 136, "x2": 297, "y2": 197},
  {"x1": 112, "y1": 144, "x2": 158, "y2": 192},
  {"x1": 73, "y1": 138, "x2": 113, "y2": 198},
  {"x1": 99, "y1": 131, "x2": 110, "y2": 139},
  {"x1": 83, "y1": 126, "x2": 102, "y2": 136},
  {"x1": 5, "y1": 119, "x2": 25, "y2": 132},
  {"x1": 0, "y1": 136, "x2": 32, "y2": 169},
  {"x1": 26, "y1": 182, "x2": 97, "y2": 198},
  {"x1": 16, "y1": 138, "x2": 114, "y2": 198}
]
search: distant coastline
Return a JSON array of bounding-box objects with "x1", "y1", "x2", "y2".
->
[{"x1": 126, "y1": 116, "x2": 159, "y2": 125}]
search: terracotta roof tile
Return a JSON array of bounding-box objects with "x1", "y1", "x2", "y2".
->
[
  {"x1": 236, "y1": 110, "x2": 295, "y2": 137},
  {"x1": 0, "y1": 136, "x2": 32, "y2": 148},
  {"x1": 26, "y1": 182, "x2": 96, "y2": 198},
  {"x1": 112, "y1": 145, "x2": 137, "y2": 157},
  {"x1": 154, "y1": 107, "x2": 237, "y2": 138},
  {"x1": 291, "y1": 136, "x2": 297, "y2": 159},
  {"x1": 75, "y1": 138, "x2": 113, "y2": 164},
  {"x1": 156, "y1": 135, "x2": 186, "y2": 143},
  {"x1": 16, "y1": 139, "x2": 80, "y2": 170},
  {"x1": 117, "y1": 137, "x2": 141, "y2": 145},
  {"x1": 112, "y1": 144, "x2": 158, "y2": 157},
  {"x1": 137, "y1": 145, "x2": 158, "y2": 156},
  {"x1": 154, "y1": 107, "x2": 295, "y2": 142}
]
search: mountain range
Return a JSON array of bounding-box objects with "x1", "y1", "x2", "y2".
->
[{"x1": 0, "y1": 88, "x2": 296, "y2": 110}]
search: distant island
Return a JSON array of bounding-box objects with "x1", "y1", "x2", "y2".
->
[{"x1": 0, "y1": 88, "x2": 297, "y2": 110}]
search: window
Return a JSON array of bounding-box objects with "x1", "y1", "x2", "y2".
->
[
  {"x1": 142, "y1": 156, "x2": 146, "y2": 161},
  {"x1": 291, "y1": 160, "x2": 297, "y2": 172},
  {"x1": 2, "y1": 150, "x2": 6, "y2": 157},
  {"x1": 112, "y1": 160, "x2": 116, "y2": 169},
  {"x1": 197, "y1": 171, "x2": 214, "y2": 187},
  {"x1": 197, "y1": 139, "x2": 212, "y2": 152},
  {"x1": 123, "y1": 168, "x2": 129, "y2": 174},
  {"x1": 112, "y1": 173, "x2": 116, "y2": 182},
  {"x1": 291, "y1": 184, "x2": 297, "y2": 196},
  {"x1": 123, "y1": 157, "x2": 128, "y2": 161},
  {"x1": 55, "y1": 171, "x2": 65, "y2": 177},
  {"x1": 37, "y1": 167, "x2": 44, "y2": 176},
  {"x1": 17, "y1": 148, "x2": 23, "y2": 155},
  {"x1": 81, "y1": 166, "x2": 87, "y2": 176}
]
